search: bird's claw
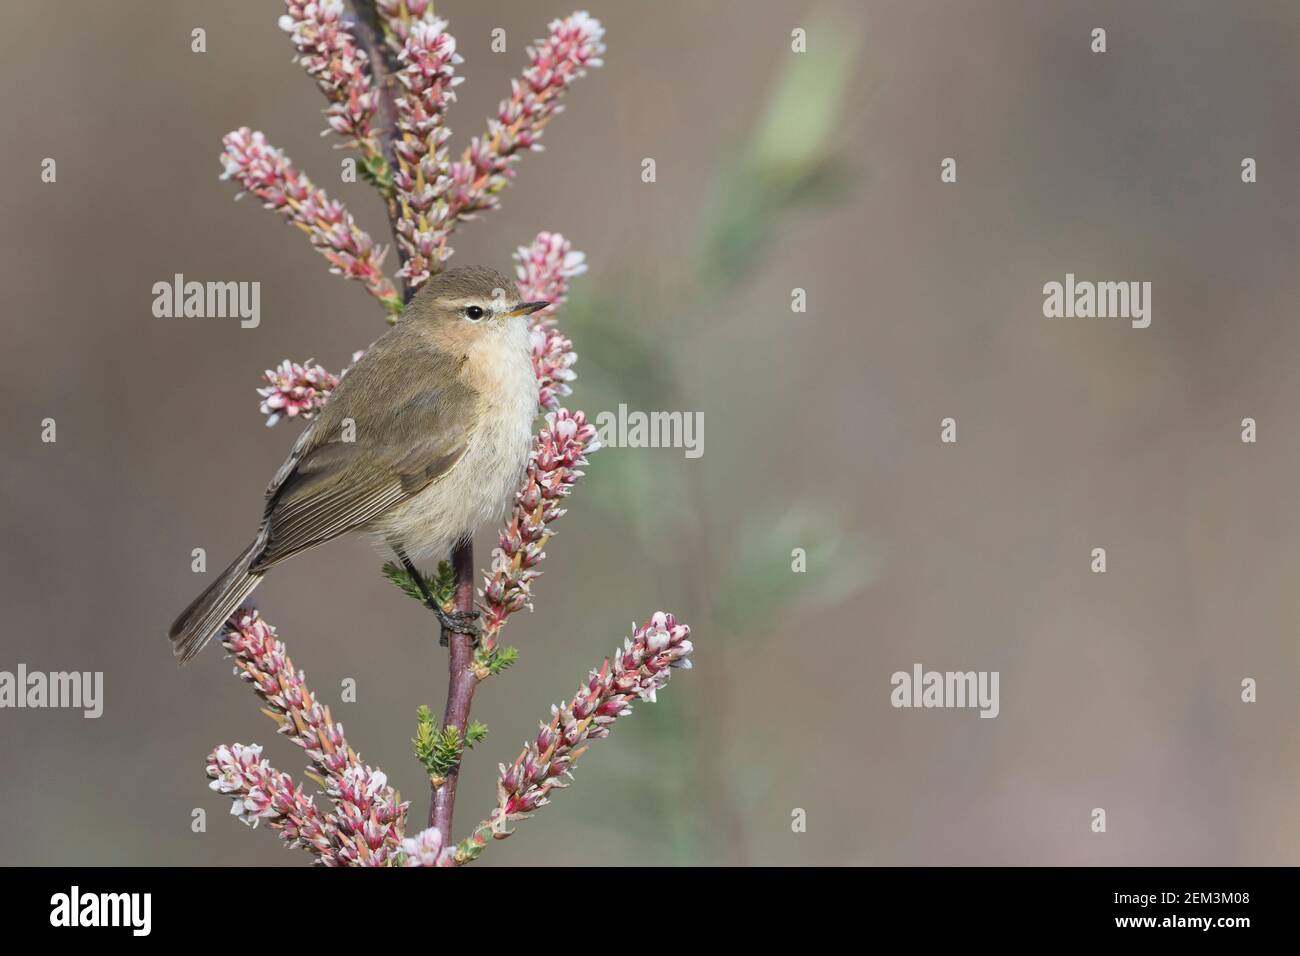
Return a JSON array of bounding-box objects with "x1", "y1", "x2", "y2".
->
[{"x1": 431, "y1": 603, "x2": 481, "y2": 646}]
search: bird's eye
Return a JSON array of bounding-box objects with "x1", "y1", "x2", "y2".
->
[{"x1": 465, "y1": 305, "x2": 485, "y2": 321}]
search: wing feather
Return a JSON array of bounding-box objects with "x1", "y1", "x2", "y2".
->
[{"x1": 250, "y1": 330, "x2": 477, "y2": 571}]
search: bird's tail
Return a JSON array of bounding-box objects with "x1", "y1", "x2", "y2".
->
[{"x1": 168, "y1": 542, "x2": 264, "y2": 665}]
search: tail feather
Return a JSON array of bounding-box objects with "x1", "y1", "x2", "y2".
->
[{"x1": 169, "y1": 543, "x2": 264, "y2": 664}]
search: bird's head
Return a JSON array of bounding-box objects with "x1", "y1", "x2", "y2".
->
[{"x1": 406, "y1": 266, "x2": 548, "y2": 340}]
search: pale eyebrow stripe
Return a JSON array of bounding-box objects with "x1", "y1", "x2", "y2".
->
[{"x1": 446, "y1": 296, "x2": 505, "y2": 309}]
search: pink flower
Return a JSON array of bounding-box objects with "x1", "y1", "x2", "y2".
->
[
  {"x1": 474, "y1": 236, "x2": 591, "y2": 647},
  {"x1": 220, "y1": 610, "x2": 409, "y2": 866},
  {"x1": 515, "y1": 232, "x2": 586, "y2": 409},
  {"x1": 278, "y1": 1, "x2": 381, "y2": 152},
  {"x1": 479, "y1": 410, "x2": 600, "y2": 649},
  {"x1": 207, "y1": 743, "x2": 342, "y2": 860},
  {"x1": 220, "y1": 128, "x2": 403, "y2": 315},
  {"x1": 209, "y1": 6, "x2": 695, "y2": 871},
  {"x1": 400, "y1": 826, "x2": 457, "y2": 867},
  {"x1": 375, "y1": 0, "x2": 438, "y2": 55},
  {"x1": 434, "y1": 13, "x2": 605, "y2": 260},
  {"x1": 391, "y1": 18, "x2": 464, "y2": 290},
  {"x1": 257, "y1": 359, "x2": 340, "y2": 427},
  {"x1": 515, "y1": 231, "x2": 587, "y2": 311},
  {"x1": 496, "y1": 613, "x2": 693, "y2": 820},
  {"x1": 219, "y1": 14, "x2": 603, "y2": 304}
]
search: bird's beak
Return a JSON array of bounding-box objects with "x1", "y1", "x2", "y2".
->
[{"x1": 506, "y1": 300, "x2": 550, "y2": 317}]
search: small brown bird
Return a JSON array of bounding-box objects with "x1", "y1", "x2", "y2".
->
[{"x1": 169, "y1": 266, "x2": 547, "y2": 663}]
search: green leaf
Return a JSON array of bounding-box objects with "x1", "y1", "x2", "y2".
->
[
  {"x1": 429, "y1": 725, "x2": 462, "y2": 777},
  {"x1": 431, "y1": 728, "x2": 464, "y2": 777},
  {"x1": 412, "y1": 704, "x2": 438, "y2": 764},
  {"x1": 413, "y1": 706, "x2": 470, "y2": 779},
  {"x1": 383, "y1": 561, "x2": 425, "y2": 602},
  {"x1": 481, "y1": 646, "x2": 519, "y2": 675},
  {"x1": 382, "y1": 559, "x2": 455, "y2": 607},
  {"x1": 357, "y1": 153, "x2": 395, "y2": 199},
  {"x1": 431, "y1": 560, "x2": 455, "y2": 601}
]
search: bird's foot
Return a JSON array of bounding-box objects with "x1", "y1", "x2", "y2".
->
[{"x1": 430, "y1": 603, "x2": 481, "y2": 646}]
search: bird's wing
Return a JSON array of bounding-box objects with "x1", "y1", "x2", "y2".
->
[{"x1": 251, "y1": 340, "x2": 478, "y2": 571}]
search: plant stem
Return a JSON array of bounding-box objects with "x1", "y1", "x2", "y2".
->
[
  {"x1": 430, "y1": 537, "x2": 480, "y2": 837},
  {"x1": 346, "y1": 1, "x2": 403, "y2": 223},
  {"x1": 348, "y1": 0, "x2": 477, "y2": 843}
]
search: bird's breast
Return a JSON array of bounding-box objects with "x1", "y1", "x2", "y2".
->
[{"x1": 374, "y1": 325, "x2": 538, "y2": 558}]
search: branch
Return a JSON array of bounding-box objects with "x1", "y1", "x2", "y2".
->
[
  {"x1": 332, "y1": 3, "x2": 479, "y2": 848},
  {"x1": 429, "y1": 537, "x2": 479, "y2": 837},
  {"x1": 207, "y1": 744, "x2": 340, "y2": 858},
  {"x1": 205, "y1": 6, "x2": 668, "y2": 869},
  {"x1": 476, "y1": 233, "x2": 591, "y2": 651},
  {"x1": 388, "y1": 18, "x2": 463, "y2": 291},
  {"x1": 428, "y1": 236, "x2": 592, "y2": 844},
  {"x1": 219, "y1": 128, "x2": 404, "y2": 316},
  {"x1": 349, "y1": 8, "x2": 606, "y2": 286},
  {"x1": 385, "y1": 234, "x2": 595, "y2": 846},
  {"x1": 477, "y1": 409, "x2": 598, "y2": 656},
  {"x1": 435, "y1": 13, "x2": 606, "y2": 263},
  {"x1": 344, "y1": 0, "x2": 405, "y2": 214},
  {"x1": 447, "y1": 613, "x2": 694, "y2": 864},
  {"x1": 280, "y1": 0, "x2": 394, "y2": 200},
  {"x1": 209, "y1": 610, "x2": 410, "y2": 866}
]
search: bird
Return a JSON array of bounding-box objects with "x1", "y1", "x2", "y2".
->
[{"x1": 168, "y1": 266, "x2": 548, "y2": 664}]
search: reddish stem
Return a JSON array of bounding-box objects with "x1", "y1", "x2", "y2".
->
[
  {"x1": 346, "y1": 1, "x2": 404, "y2": 223},
  {"x1": 430, "y1": 537, "x2": 480, "y2": 836},
  {"x1": 348, "y1": 0, "x2": 479, "y2": 845}
]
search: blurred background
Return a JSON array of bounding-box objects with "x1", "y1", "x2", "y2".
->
[{"x1": 3, "y1": 0, "x2": 1300, "y2": 866}]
